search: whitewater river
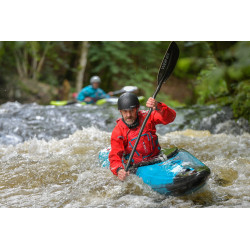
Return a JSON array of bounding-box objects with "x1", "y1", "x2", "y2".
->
[{"x1": 0, "y1": 102, "x2": 249, "y2": 208}]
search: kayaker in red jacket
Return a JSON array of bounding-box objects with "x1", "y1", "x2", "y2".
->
[{"x1": 109, "y1": 92, "x2": 176, "y2": 181}]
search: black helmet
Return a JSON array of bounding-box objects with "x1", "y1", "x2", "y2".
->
[
  {"x1": 90, "y1": 76, "x2": 101, "y2": 84},
  {"x1": 118, "y1": 93, "x2": 140, "y2": 110}
]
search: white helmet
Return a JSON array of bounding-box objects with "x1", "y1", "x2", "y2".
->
[{"x1": 90, "y1": 76, "x2": 101, "y2": 85}]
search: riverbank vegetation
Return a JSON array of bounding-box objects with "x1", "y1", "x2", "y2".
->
[{"x1": 0, "y1": 41, "x2": 249, "y2": 121}]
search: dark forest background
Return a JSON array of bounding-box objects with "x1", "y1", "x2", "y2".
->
[{"x1": 0, "y1": 41, "x2": 249, "y2": 121}]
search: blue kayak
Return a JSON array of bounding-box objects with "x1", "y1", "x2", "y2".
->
[{"x1": 99, "y1": 147, "x2": 211, "y2": 195}]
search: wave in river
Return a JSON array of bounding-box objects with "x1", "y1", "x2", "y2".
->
[{"x1": 0, "y1": 127, "x2": 249, "y2": 208}]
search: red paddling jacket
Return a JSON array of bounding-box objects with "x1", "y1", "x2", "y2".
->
[{"x1": 109, "y1": 102, "x2": 176, "y2": 175}]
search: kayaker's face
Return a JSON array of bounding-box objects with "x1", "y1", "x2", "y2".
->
[
  {"x1": 92, "y1": 82, "x2": 99, "y2": 89},
  {"x1": 120, "y1": 108, "x2": 138, "y2": 125}
]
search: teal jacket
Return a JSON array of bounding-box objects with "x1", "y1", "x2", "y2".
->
[{"x1": 77, "y1": 85, "x2": 110, "y2": 104}]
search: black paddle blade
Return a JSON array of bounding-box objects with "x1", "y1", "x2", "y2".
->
[{"x1": 157, "y1": 41, "x2": 179, "y2": 85}]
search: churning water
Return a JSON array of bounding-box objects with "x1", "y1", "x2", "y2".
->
[{"x1": 0, "y1": 102, "x2": 249, "y2": 207}]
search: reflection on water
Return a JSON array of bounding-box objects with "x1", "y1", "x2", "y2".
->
[{"x1": 0, "y1": 102, "x2": 249, "y2": 207}]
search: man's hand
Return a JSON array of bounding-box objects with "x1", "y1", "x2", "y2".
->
[
  {"x1": 84, "y1": 97, "x2": 92, "y2": 102},
  {"x1": 146, "y1": 97, "x2": 158, "y2": 110},
  {"x1": 117, "y1": 169, "x2": 129, "y2": 181}
]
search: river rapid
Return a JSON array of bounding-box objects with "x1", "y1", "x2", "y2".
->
[{"x1": 0, "y1": 102, "x2": 249, "y2": 208}]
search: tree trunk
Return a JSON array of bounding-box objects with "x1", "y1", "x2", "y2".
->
[
  {"x1": 14, "y1": 51, "x2": 24, "y2": 78},
  {"x1": 31, "y1": 44, "x2": 38, "y2": 80},
  {"x1": 36, "y1": 42, "x2": 50, "y2": 74},
  {"x1": 22, "y1": 48, "x2": 28, "y2": 78},
  {"x1": 75, "y1": 41, "x2": 89, "y2": 93}
]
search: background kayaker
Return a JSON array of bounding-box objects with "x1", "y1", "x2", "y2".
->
[
  {"x1": 77, "y1": 76, "x2": 114, "y2": 104},
  {"x1": 109, "y1": 92, "x2": 176, "y2": 181}
]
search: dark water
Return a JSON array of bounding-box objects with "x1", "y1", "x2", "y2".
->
[{"x1": 0, "y1": 102, "x2": 249, "y2": 207}]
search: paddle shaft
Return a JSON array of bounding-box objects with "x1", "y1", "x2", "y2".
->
[
  {"x1": 113, "y1": 89, "x2": 126, "y2": 95},
  {"x1": 112, "y1": 86, "x2": 137, "y2": 95},
  {"x1": 125, "y1": 42, "x2": 179, "y2": 171}
]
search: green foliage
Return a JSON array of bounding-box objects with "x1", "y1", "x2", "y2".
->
[
  {"x1": 87, "y1": 41, "x2": 166, "y2": 95},
  {"x1": 157, "y1": 92, "x2": 183, "y2": 107},
  {"x1": 0, "y1": 42, "x2": 17, "y2": 75},
  {"x1": 193, "y1": 41, "x2": 250, "y2": 120},
  {"x1": 0, "y1": 41, "x2": 53, "y2": 80},
  {"x1": 175, "y1": 57, "x2": 206, "y2": 79},
  {"x1": 226, "y1": 42, "x2": 250, "y2": 81},
  {"x1": 0, "y1": 41, "x2": 77, "y2": 87},
  {"x1": 37, "y1": 41, "x2": 76, "y2": 85},
  {"x1": 0, "y1": 42, "x2": 4, "y2": 59},
  {"x1": 195, "y1": 66, "x2": 228, "y2": 104},
  {"x1": 231, "y1": 80, "x2": 250, "y2": 121}
]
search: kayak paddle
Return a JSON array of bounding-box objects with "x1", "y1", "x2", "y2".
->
[
  {"x1": 112, "y1": 86, "x2": 138, "y2": 95},
  {"x1": 96, "y1": 86, "x2": 138, "y2": 105},
  {"x1": 125, "y1": 41, "x2": 180, "y2": 171}
]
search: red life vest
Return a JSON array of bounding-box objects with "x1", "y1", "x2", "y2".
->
[{"x1": 109, "y1": 102, "x2": 176, "y2": 175}]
